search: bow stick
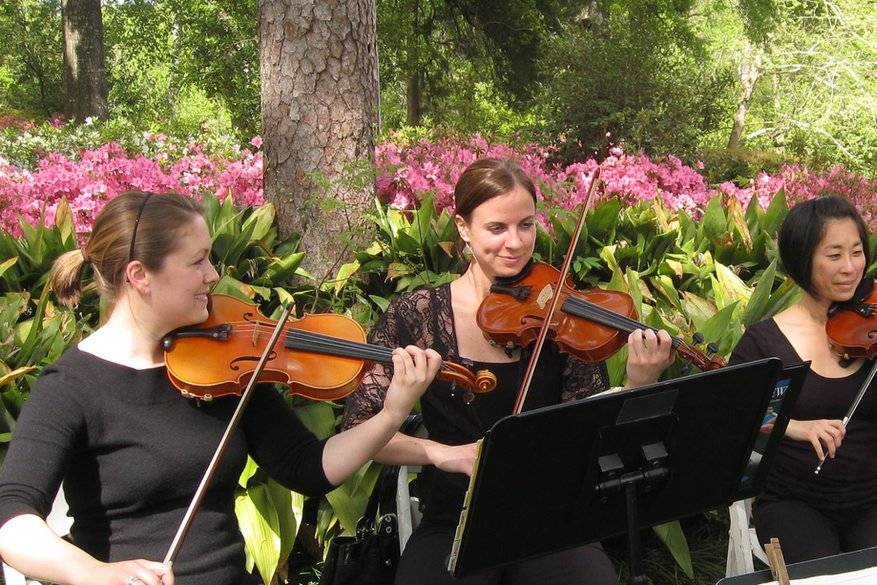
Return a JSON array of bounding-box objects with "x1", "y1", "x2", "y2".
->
[
  {"x1": 512, "y1": 166, "x2": 602, "y2": 414},
  {"x1": 163, "y1": 301, "x2": 294, "y2": 565},
  {"x1": 814, "y1": 358, "x2": 877, "y2": 475}
]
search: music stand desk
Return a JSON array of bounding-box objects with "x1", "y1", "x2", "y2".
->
[
  {"x1": 449, "y1": 358, "x2": 789, "y2": 580},
  {"x1": 717, "y1": 546, "x2": 877, "y2": 584}
]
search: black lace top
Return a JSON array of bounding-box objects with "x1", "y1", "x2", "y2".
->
[{"x1": 341, "y1": 283, "x2": 610, "y2": 526}]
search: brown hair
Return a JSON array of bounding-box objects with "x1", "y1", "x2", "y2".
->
[
  {"x1": 50, "y1": 191, "x2": 203, "y2": 307},
  {"x1": 453, "y1": 158, "x2": 537, "y2": 221}
]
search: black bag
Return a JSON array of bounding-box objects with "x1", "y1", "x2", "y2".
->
[{"x1": 319, "y1": 464, "x2": 402, "y2": 585}]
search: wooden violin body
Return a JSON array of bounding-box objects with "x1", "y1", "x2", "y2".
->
[
  {"x1": 477, "y1": 262, "x2": 725, "y2": 371},
  {"x1": 827, "y1": 277, "x2": 877, "y2": 361},
  {"x1": 163, "y1": 294, "x2": 497, "y2": 401}
]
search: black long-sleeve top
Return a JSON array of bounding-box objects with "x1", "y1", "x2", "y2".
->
[
  {"x1": 340, "y1": 284, "x2": 610, "y2": 526},
  {"x1": 730, "y1": 318, "x2": 877, "y2": 510},
  {"x1": 0, "y1": 346, "x2": 334, "y2": 585}
]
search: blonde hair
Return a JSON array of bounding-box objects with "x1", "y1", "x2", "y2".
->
[{"x1": 50, "y1": 192, "x2": 203, "y2": 307}]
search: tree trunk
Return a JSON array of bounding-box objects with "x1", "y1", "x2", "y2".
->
[
  {"x1": 727, "y1": 41, "x2": 764, "y2": 150},
  {"x1": 62, "y1": 0, "x2": 108, "y2": 121},
  {"x1": 406, "y1": 72, "x2": 422, "y2": 126},
  {"x1": 260, "y1": 0, "x2": 380, "y2": 281}
]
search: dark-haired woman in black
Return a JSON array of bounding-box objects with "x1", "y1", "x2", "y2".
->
[{"x1": 730, "y1": 194, "x2": 877, "y2": 563}]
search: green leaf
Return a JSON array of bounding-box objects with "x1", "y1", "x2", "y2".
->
[
  {"x1": 761, "y1": 190, "x2": 789, "y2": 236},
  {"x1": 742, "y1": 259, "x2": 777, "y2": 326},
  {"x1": 235, "y1": 483, "x2": 282, "y2": 585},
  {"x1": 325, "y1": 463, "x2": 380, "y2": 534},
  {"x1": 241, "y1": 201, "x2": 276, "y2": 242},
  {"x1": 0, "y1": 257, "x2": 18, "y2": 280},
  {"x1": 653, "y1": 521, "x2": 693, "y2": 578},
  {"x1": 333, "y1": 260, "x2": 360, "y2": 295},
  {"x1": 701, "y1": 196, "x2": 727, "y2": 245},
  {"x1": 293, "y1": 401, "x2": 337, "y2": 439}
]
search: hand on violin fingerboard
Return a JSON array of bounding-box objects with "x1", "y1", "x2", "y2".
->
[
  {"x1": 383, "y1": 346, "x2": 443, "y2": 423},
  {"x1": 625, "y1": 329, "x2": 675, "y2": 388}
]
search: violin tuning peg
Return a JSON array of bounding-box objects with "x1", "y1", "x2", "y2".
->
[
  {"x1": 692, "y1": 332, "x2": 705, "y2": 344},
  {"x1": 707, "y1": 342, "x2": 719, "y2": 354}
]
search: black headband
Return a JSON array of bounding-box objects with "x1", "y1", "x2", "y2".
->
[{"x1": 127, "y1": 194, "x2": 153, "y2": 264}]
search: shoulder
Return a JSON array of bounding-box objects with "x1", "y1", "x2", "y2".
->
[{"x1": 730, "y1": 318, "x2": 780, "y2": 364}]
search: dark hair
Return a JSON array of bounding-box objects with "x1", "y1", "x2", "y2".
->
[
  {"x1": 50, "y1": 191, "x2": 203, "y2": 306},
  {"x1": 778, "y1": 195, "x2": 870, "y2": 297},
  {"x1": 453, "y1": 158, "x2": 537, "y2": 221}
]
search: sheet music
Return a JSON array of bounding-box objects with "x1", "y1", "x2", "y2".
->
[
  {"x1": 765, "y1": 566, "x2": 877, "y2": 584},
  {"x1": 447, "y1": 438, "x2": 484, "y2": 573}
]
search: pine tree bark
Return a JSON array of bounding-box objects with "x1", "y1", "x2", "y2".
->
[
  {"x1": 260, "y1": 0, "x2": 379, "y2": 280},
  {"x1": 62, "y1": 0, "x2": 108, "y2": 121}
]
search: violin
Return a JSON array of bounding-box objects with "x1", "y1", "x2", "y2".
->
[
  {"x1": 826, "y1": 277, "x2": 877, "y2": 361},
  {"x1": 814, "y1": 277, "x2": 877, "y2": 475},
  {"x1": 476, "y1": 261, "x2": 726, "y2": 371},
  {"x1": 162, "y1": 294, "x2": 497, "y2": 401}
]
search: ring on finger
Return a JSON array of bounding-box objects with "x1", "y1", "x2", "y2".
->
[{"x1": 128, "y1": 576, "x2": 142, "y2": 585}]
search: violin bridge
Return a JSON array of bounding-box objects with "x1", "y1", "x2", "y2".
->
[{"x1": 536, "y1": 284, "x2": 554, "y2": 310}]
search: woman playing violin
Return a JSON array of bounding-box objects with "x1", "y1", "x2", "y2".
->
[
  {"x1": 730, "y1": 195, "x2": 877, "y2": 563},
  {"x1": 0, "y1": 192, "x2": 440, "y2": 585},
  {"x1": 341, "y1": 157, "x2": 675, "y2": 585}
]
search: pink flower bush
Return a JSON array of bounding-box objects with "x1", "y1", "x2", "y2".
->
[
  {"x1": 0, "y1": 140, "x2": 263, "y2": 235},
  {"x1": 1, "y1": 129, "x2": 875, "y2": 236},
  {"x1": 374, "y1": 135, "x2": 877, "y2": 228}
]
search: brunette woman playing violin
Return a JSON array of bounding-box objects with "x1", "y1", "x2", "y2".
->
[
  {"x1": 0, "y1": 192, "x2": 439, "y2": 585},
  {"x1": 341, "y1": 158, "x2": 675, "y2": 585},
  {"x1": 730, "y1": 195, "x2": 877, "y2": 564}
]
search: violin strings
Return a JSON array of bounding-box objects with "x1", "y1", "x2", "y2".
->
[
  {"x1": 218, "y1": 324, "x2": 455, "y2": 373},
  {"x1": 563, "y1": 296, "x2": 684, "y2": 349}
]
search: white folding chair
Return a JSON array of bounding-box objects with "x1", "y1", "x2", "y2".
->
[
  {"x1": 2, "y1": 490, "x2": 72, "y2": 585},
  {"x1": 395, "y1": 464, "x2": 423, "y2": 553},
  {"x1": 726, "y1": 498, "x2": 768, "y2": 577}
]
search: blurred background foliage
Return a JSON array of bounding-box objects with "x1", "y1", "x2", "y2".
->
[{"x1": 2, "y1": 0, "x2": 876, "y2": 175}]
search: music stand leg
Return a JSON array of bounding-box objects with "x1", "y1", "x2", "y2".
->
[{"x1": 625, "y1": 481, "x2": 651, "y2": 585}]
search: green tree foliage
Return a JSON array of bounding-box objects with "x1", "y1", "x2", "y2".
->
[
  {"x1": 376, "y1": 0, "x2": 564, "y2": 135},
  {"x1": 0, "y1": 0, "x2": 63, "y2": 117},
  {"x1": 746, "y1": 0, "x2": 877, "y2": 173},
  {"x1": 538, "y1": 0, "x2": 736, "y2": 161}
]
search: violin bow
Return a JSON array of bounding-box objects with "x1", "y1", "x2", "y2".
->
[
  {"x1": 163, "y1": 300, "x2": 294, "y2": 565},
  {"x1": 814, "y1": 357, "x2": 877, "y2": 475},
  {"x1": 512, "y1": 166, "x2": 602, "y2": 414}
]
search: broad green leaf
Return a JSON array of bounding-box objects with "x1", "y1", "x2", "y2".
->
[
  {"x1": 762, "y1": 277, "x2": 803, "y2": 319},
  {"x1": 701, "y1": 196, "x2": 727, "y2": 245},
  {"x1": 239, "y1": 456, "x2": 261, "y2": 489},
  {"x1": 235, "y1": 484, "x2": 282, "y2": 585},
  {"x1": 742, "y1": 259, "x2": 777, "y2": 326},
  {"x1": 699, "y1": 302, "x2": 740, "y2": 351},
  {"x1": 762, "y1": 190, "x2": 789, "y2": 235},
  {"x1": 587, "y1": 197, "x2": 622, "y2": 242},
  {"x1": 54, "y1": 197, "x2": 75, "y2": 245},
  {"x1": 333, "y1": 260, "x2": 360, "y2": 295},
  {"x1": 0, "y1": 258, "x2": 18, "y2": 280},
  {"x1": 241, "y1": 202, "x2": 276, "y2": 242},
  {"x1": 714, "y1": 262, "x2": 752, "y2": 309},
  {"x1": 293, "y1": 401, "x2": 337, "y2": 439},
  {"x1": 368, "y1": 294, "x2": 391, "y2": 313},
  {"x1": 653, "y1": 521, "x2": 693, "y2": 579},
  {"x1": 598, "y1": 246, "x2": 626, "y2": 291},
  {"x1": 325, "y1": 463, "x2": 380, "y2": 534}
]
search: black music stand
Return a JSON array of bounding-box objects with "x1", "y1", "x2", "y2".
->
[{"x1": 447, "y1": 358, "x2": 789, "y2": 584}]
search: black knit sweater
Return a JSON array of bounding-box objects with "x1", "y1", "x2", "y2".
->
[{"x1": 0, "y1": 346, "x2": 334, "y2": 584}]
